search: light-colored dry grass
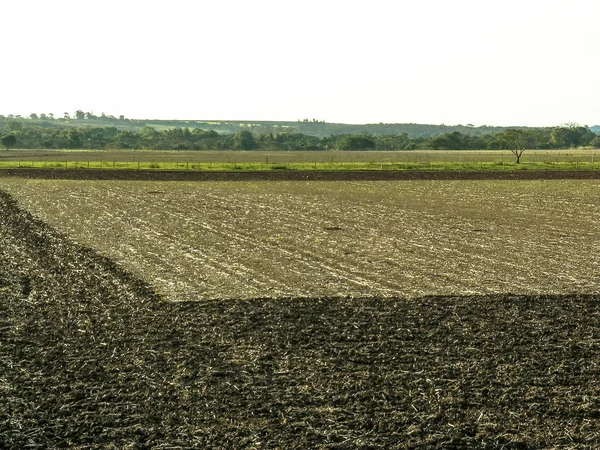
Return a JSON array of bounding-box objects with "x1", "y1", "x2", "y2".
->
[{"x1": 0, "y1": 178, "x2": 598, "y2": 300}]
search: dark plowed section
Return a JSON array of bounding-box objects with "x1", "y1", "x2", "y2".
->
[
  {"x1": 1, "y1": 190, "x2": 600, "y2": 448},
  {"x1": 1, "y1": 168, "x2": 599, "y2": 181}
]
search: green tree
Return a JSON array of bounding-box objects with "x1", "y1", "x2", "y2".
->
[
  {"x1": 375, "y1": 133, "x2": 411, "y2": 150},
  {"x1": 500, "y1": 129, "x2": 535, "y2": 163},
  {"x1": 337, "y1": 135, "x2": 376, "y2": 150},
  {"x1": 1, "y1": 134, "x2": 17, "y2": 150},
  {"x1": 550, "y1": 123, "x2": 595, "y2": 148},
  {"x1": 430, "y1": 132, "x2": 468, "y2": 150},
  {"x1": 5, "y1": 120, "x2": 22, "y2": 131},
  {"x1": 233, "y1": 130, "x2": 258, "y2": 150}
]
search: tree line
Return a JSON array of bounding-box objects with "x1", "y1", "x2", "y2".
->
[
  {"x1": 1, "y1": 120, "x2": 598, "y2": 151},
  {"x1": 0, "y1": 112, "x2": 525, "y2": 138}
]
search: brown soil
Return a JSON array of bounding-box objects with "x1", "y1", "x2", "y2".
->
[
  {"x1": 1, "y1": 190, "x2": 600, "y2": 448},
  {"x1": 3, "y1": 178, "x2": 598, "y2": 302},
  {"x1": 0, "y1": 168, "x2": 599, "y2": 181}
]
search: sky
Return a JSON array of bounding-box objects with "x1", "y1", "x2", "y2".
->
[{"x1": 2, "y1": 0, "x2": 599, "y2": 127}]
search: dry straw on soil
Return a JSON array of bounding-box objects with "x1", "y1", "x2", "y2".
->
[
  {"x1": 1, "y1": 190, "x2": 600, "y2": 448},
  {"x1": 1, "y1": 177, "x2": 598, "y2": 301}
]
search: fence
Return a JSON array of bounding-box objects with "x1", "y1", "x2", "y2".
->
[
  {"x1": 0, "y1": 159, "x2": 598, "y2": 172},
  {"x1": 0, "y1": 149, "x2": 599, "y2": 171}
]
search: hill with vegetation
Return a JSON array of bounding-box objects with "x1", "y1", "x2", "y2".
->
[
  {"x1": 0, "y1": 112, "x2": 598, "y2": 151},
  {"x1": 0, "y1": 112, "x2": 547, "y2": 138}
]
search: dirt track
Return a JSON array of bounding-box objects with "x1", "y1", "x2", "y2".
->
[
  {"x1": 1, "y1": 189, "x2": 600, "y2": 448},
  {"x1": 0, "y1": 168, "x2": 599, "y2": 181}
]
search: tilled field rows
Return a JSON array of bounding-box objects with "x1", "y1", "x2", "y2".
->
[
  {"x1": 2, "y1": 190, "x2": 600, "y2": 448},
  {"x1": 0, "y1": 179, "x2": 598, "y2": 301},
  {"x1": 0, "y1": 168, "x2": 600, "y2": 181}
]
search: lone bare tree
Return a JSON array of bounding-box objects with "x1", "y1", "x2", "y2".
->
[{"x1": 502, "y1": 129, "x2": 535, "y2": 164}]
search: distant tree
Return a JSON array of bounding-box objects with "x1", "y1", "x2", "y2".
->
[
  {"x1": 550, "y1": 123, "x2": 595, "y2": 148},
  {"x1": 193, "y1": 129, "x2": 219, "y2": 139},
  {"x1": 40, "y1": 113, "x2": 48, "y2": 120},
  {"x1": 29, "y1": 113, "x2": 38, "y2": 120},
  {"x1": 5, "y1": 121, "x2": 22, "y2": 131},
  {"x1": 64, "y1": 112, "x2": 70, "y2": 119},
  {"x1": 527, "y1": 128, "x2": 553, "y2": 149},
  {"x1": 233, "y1": 130, "x2": 258, "y2": 150},
  {"x1": 375, "y1": 133, "x2": 412, "y2": 150},
  {"x1": 591, "y1": 135, "x2": 600, "y2": 148},
  {"x1": 337, "y1": 135, "x2": 376, "y2": 150},
  {"x1": 500, "y1": 129, "x2": 536, "y2": 163},
  {"x1": 429, "y1": 131, "x2": 470, "y2": 150},
  {"x1": 75, "y1": 110, "x2": 85, "y2": 120},
  {"x1": 65, "y1": 129, "x2": 82, "y2": 148},
  {"x1": 1, "y1": 134, "x2": 17, "y2": 150},
  {"x1": 140, "y1": 126, "x2": 159, "y2": 139},
  {"x1": 272, "y1": 132, "x2": 321, "y2": 150}
]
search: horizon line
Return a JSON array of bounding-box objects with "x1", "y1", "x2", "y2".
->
[{"x1": 1, "y1": 114, "x2": 598, "y2": 129}]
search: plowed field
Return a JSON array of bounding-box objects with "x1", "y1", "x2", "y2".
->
[
  {"x1": 2, "y1": 190, "x2": 600, "y2": 448},
  {"x1": 0, "y1": 178, "x2": 598, "y2": 301},
  {"x1": 1, "y1": 171, "x2": 600, "y2": 448}
]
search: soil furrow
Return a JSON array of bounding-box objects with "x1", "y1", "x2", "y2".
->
[
  {"x1": 1, "y1": 168, "x2": 600, "y2": 181},
  {"x1": 1, "y1": 189, "x2": 600, "y2": 448}
]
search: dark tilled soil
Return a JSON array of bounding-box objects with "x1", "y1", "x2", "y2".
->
[
  {"x1": 1, "y1": 168, "x2": 599, "y2": 181},
  {"x1": 1, "y1": 190, "x2": 600, "y2": 449}
]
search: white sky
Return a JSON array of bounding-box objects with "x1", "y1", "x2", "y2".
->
[{"x1": 2, "y1": 0, "x2": 599, "y2": 126}]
